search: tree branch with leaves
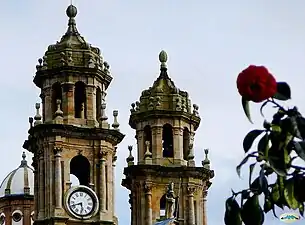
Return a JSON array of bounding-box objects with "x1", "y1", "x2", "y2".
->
[{"x1": 225, "y1": 65, "x2": 305, "y2": 225}]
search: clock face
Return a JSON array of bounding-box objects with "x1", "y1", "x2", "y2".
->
[{"x1": 68, "y1": 190, "x2": 95, "y2": 217}]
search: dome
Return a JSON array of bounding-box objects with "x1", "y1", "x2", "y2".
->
[{"x1": 0, "y1": 152, "x2": 34, "y2": 198}]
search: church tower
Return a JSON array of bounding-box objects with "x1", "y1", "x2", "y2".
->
[
  {"x1": 23, "y1": 5, "x2": 124, "y2": 225},
  {"x1": 122, "y1": 51, "x2": 214, "y2": 225}
]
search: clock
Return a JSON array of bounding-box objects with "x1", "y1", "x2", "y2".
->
[{"x1": 65, "y1": 185, "x2": 99, "y2": 219}]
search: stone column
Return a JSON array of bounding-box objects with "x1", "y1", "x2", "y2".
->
[
  {"x1": 202, "y1": 190, "x2": 208, "y2": 225},
  {"x1": 62, "y1": 82, "x2": 74, "y2": 122},
  {"x1": 38, "y1": 151, "x2": 45, "y2": 219},
  {"x1": 31, "y1": 156, "x2": 38, "y2": 220},
  {"x1": 151, "y1": 126, "x2": 162, "y2": 164},
  {"x1": 54, "y1": 148, "x2": 63, "y2": 209},
  {"x1": 43, "y1": 87, "x2": 52, "y2": 123},
  {"x1": 85, "y1": 84, "x2": 96, "y2": 126},
  {"x1": 23, "y1": 206, "x2": 31, "y2": 225},
  {"x1": 173, "y1": 127, "x2": 183, "y2": 162},
  {"x1": 187, "y1": 186, "x2": 196, "y2": 225},
  {"x1": 99, "y1": 152, "x2": 107, "y2": 215},
  {"x1": 144, "y1": 183, "x2": 152, "y2": 225},
  {"x1": 136, "y1": 130, "x2": 144, "y2": 164},
  {"x1": 112, "y1": 153, "x2": 117, "y2": 216}
]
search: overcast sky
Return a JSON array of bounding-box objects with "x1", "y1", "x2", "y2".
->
[{"x1": 1, "y1": 0, "x2": 305, "y2": 224}]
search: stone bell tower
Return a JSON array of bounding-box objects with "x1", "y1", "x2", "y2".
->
[
  {"x1": 122, "y1": 51, "x2": 214, "y2": 225},
  {"x1": 23, "y1": 5, "x2": 124, "y2": 225}
]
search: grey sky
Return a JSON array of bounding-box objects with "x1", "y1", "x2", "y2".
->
[{"x1": 1, "y1": 0, "x2": 305, "y2": 224}]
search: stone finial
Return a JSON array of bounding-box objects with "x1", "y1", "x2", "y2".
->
[
  {"x1": 34, "y1": 103, "x2": 42, "y2": 126},
  {"x1": 66, "y1": 4, "x2": 77, "y2": 18},
  {"x1": 159, "y1": 50, "x2": 168, "y2": 69},
  {"x1": 144, "y1": 141, "x2": 152, "y2": 158},
  {"x1": 127, "y1": 146, "x2": 134, "y2": 166},
  {"x1": 193, "y1": 104, "x2": 199, "y2": 116},
  {"x1": 112, "y1": 110, "x2": 120, "y2": 131},
  {"x1": 55, "y1": 99, "x2": 63, "y2": 117},
  {"x1": 29, "y1": 117, "x2": 33, "y2": 129},
  {"x1": 130, "y1": 103, "x2": 136, "y2": 113},
  {"x1": 103, "y1": 61, "x2": 110, "y2": 74},
  {"x1": 99, "y1": 103, "x2": 108, "y2": 128},
  {"x1": 202, "y1": 148, "x2": 211, "y2": 169},
  {"x1": 20, "y1": 152, "x2": 27, "y2": 167}
]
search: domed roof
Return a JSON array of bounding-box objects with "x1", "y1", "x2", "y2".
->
[
  {"x1": 129, "y1": 51, "x2": 201, "y2": 130},
  {"x1": 0, "y1": 152, "x2": 34, "y2": 198},
  {"x1": 34, "y1": 4, "x2": 113, "y2": 89}
]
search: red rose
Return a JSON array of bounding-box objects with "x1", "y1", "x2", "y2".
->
[{"x1": 237, "y1": 65, "x2": 277, "y2": 103}]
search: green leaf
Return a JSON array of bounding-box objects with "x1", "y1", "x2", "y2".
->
[
  {"x1": 273, "y1": 82, "x2": 291, "y2": 101},
  {"x1": 224, "y1": 197, "x2": 242, "y2": 225},
  {"x1": 242, "y1": 97, "x2": 253, "y2": 124},
  {"x1": 299, "y1": 202, "x2": 304, "y2": 217},
  {"x1": 271, "y1": 183, "x2": 280, "y2": 203},
  {"x1": 284, "y1": 179, "x2": 299, "y2": 210},
  {"x1": 241, "y1": 195, "x2": 264, "y2": 225},
  {"x1": 268, "y1": 147, "x2": 287, "y2": 176},
  {"x1": 249, "y1": 163, "x2": 256, "y2": 187},
  {"x1": 250, "y1": 172, "x2": 268, "y2": 195},
  {"x1": 236, "y1": 153, "x2": 257, "y2": 177},
  {"x1": 257, "y1": 133, "x2": 269, "y2": 157},
  {"x1": 263, "y1": 198, "x2": 273, "y2": 213},
  {"x1": 243, "y1": 130, "x2": 265, "y2": 153},
  {"x1": 293, "y1": 141, "x2": 305, "y2": 161}
]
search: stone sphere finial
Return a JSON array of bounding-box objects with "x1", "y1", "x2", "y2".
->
[
  {"x1": 66, "y1": 4, "x2": 77, "y2": 18},
  {"x1": 159, "y1": 50, "x2": 168, "y2": 64}
]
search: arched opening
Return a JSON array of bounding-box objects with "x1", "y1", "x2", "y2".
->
[
  {"x1": 162, "y1": 124, "x2": 173, "y2": 157},
  {"x1": 70, "y1": 155, "x2": 90, "y2": 186},
  {"x1": 96, "y1": 87, "x2": 101, "y2": 120},
  {"x1": 183, "y1": 127, "x2": 190, "y2": 160},
  {"x1": 51, "y1": 82, "x2": 62, "y2": 118},
  {"x1": 30, "y1": 211, "x2": 34, "y2": 225},
  {"x1": 143, "y1": 125, "x2": 152, "y2": 152},
  {"x1": 0, "y1": 213, "x2": 5, "y2": 225},
  {"x1": 11, "y1": 210, "x2": 22, "y2": 225},
  {"x1": 74, "y1": 81, "x2": 87, "y2": 119},
  {"x1": 160, "y1": 194, "x2": 166, "y2": 218},
  {"x1": 69, "y1": 174, "x2": 80, "y2": 187}
]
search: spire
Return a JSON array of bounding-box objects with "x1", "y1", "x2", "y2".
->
[
  {"x1": 59, "y1": 4, "x2": 86, "y2": 44},
  {"x1": 20, "y1": 152, "x2": 27, "y2": 167}
]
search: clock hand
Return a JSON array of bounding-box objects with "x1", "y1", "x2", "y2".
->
[{"x1": 70, "y1": 202, "x2": 82, "y2": 207}]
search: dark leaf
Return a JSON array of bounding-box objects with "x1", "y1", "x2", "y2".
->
[
  {"x1": 299, "y1": 202, "x2": 304, "y2": 217},
  {"x1": 250, "y1": 175, "x2": 268, "y2": 196},
  {"x1": 296, "y1": 116, "x2": 305, "y2": 140},
  {"x1": 284, "y1": 179, "x2": 299, "y2": 210},
  {"x1": 243, "y1": 130, "x2": 265, "y2": 153},
  {"x1": 241, "y1": 195, "x2": 264, "y2": 225},
  {"x1": 257, "y1": 133, "x2": 269, "y2": 157},
  {"x1": 259, "y1": 168, "x2": 269, "y2": 197},
  {"x1": 264, "y1": 166, "x2": 274, "y2": 176},
  {"x1": 242, "y1": 97, "x2": 253, "y2": 124},
  {"x1": 224, "y1": 197, "x2": 242, "y2": 225},
  {"x1": 263, "y1": 198, "x2": 273, "y2": 213},
  {"x1": 236, "y1": 153, "x2": 257, "y2": 177},
  {"x1": 268, "y1": 147, "x2": 287, "y2": 176},
  {"x1": 260, "y1": 101, "x2": 269, "y2": 117},
  {"x1": 241, "y1": 190, "x2": 250, "y2": 200},
  {"x1": 273, "y1": 82, "x2": 291, "y2": 101},
  {"x1": 293, "y1": 141, "x2": 305, "y2": 161},
  {"x1": 294, "y1": 175, "x2": 305, "y2": 202},
  {"x1": 290, "y1": 117, "x2": 302, "y2": 139},
  {"x1": 249, "y1": 163, "x2": 256, "y2": 187}
]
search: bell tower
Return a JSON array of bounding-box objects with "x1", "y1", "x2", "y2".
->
[
  {"x1": 23, "y1": 5, "x2": 124, "y2": 225},
  {"x1": 122, "y1": 51, "x2": 214, "y2": 225}
]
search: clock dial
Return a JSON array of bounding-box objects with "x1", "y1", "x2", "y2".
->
[{"x1": 68, "y1": 190, "x2": 94, "y2": 216}]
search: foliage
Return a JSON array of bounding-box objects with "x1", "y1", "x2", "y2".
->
[{"x1": 225, "y1": 81, "x2": 305, "y2": 225}]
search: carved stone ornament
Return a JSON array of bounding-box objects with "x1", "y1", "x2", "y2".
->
[
  {"x1": 99, "y1": 151, "x2": 108, "y2": 160},
  {"x1": 144, "y1": 182, "x2": 153, "y2": 193},
  {"x1": 53, "y1": 147, "x2": 62, "y2": 156},
  {"x1": 187, "y1": 186, "x2": 196, "y2": 195}
]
